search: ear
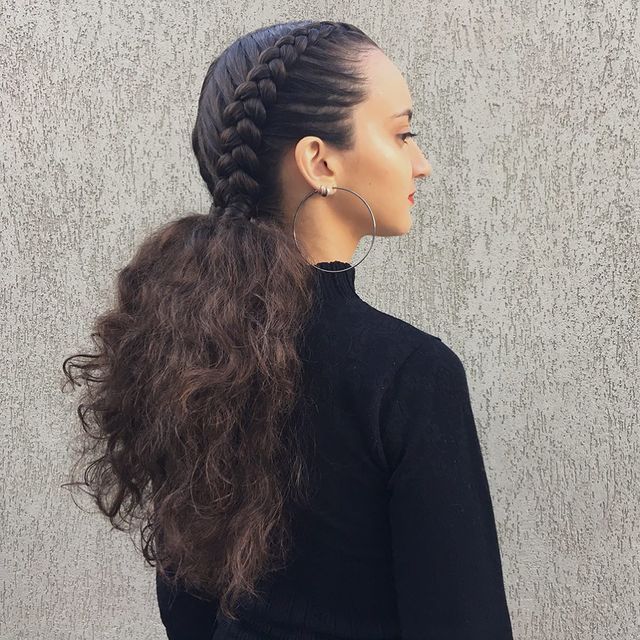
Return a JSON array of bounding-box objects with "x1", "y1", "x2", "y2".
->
[{"x1": 293, "y1": 136, "x2": 340, "y2": 191}]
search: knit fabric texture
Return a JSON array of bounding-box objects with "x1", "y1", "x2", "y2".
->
[{"x1": 156, "y1": 260, "x2": 514, "y2": 640}]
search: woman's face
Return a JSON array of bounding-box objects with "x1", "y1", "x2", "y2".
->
[
  {"x1": 280, "y1": 48, "x2": 432, "y2": 262},
  {"x1": 340, "y1": 48, "x2": 432, "y2": 236}
]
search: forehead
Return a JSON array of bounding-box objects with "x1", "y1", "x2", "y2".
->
[{"x1": 359, "y1": 50, "x2": 413, "y2": 119}]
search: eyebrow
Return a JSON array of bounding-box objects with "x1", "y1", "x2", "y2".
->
[{"x1": 390, "y1": 108, "x2": 413, "y2": 121}]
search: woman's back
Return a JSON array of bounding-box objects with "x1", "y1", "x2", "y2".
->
[{"x1": 157, "y1": 261, "x2": 514, "y2": 639}]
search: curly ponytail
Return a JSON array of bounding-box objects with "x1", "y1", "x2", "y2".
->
[{"x1": 61, "y1": 20, "x2": 380, "y2": 620}]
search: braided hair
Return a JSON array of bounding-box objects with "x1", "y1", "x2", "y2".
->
[
  {"x1": 208, "y1": 24, "x2": 339, "y2": 222},
  {"x1": 62, "y1": 19, "x2": 381, "y2": 621}
]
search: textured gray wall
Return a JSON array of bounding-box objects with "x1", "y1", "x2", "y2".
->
[{"x1": 2, "y1": 1, "x2": 638, "y2": 638}]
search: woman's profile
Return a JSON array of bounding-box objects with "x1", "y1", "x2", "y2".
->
[{"x1": 62, "y1": 19, "x2": 513, "y2": 639}]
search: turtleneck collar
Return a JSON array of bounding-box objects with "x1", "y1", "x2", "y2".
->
[{"x1": 311, "y1": 260, "x2": 360, "y2": 301}]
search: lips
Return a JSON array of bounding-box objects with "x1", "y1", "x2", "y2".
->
[{"x1": 408, "y1": 191, "x2": 415, "y2": 203}]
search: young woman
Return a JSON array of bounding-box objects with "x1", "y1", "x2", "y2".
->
[{"x1": 63, "y1": 19, "x2": 514, "y2": 640}]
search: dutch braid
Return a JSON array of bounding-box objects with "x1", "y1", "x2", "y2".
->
[{"x1": 210, "y1": 22, "x2": 338, "y2": 221}]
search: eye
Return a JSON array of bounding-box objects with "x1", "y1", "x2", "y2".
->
[{"x1": 399, "y1": 131, "x2": 418, "y2": 144}]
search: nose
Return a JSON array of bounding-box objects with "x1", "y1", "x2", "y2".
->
[
  {"x1": 413, "y1": 153, "x2": 431, "y2": 179},
  {"x1": 411, "y1": 141, "x2": 431, "y2": 178}
]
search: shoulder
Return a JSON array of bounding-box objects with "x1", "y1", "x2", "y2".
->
[
  {"x1": 353, "y1": 299, "x2": 464, "y2": 374},
  {"x1": 309, "y1": 296, "x2": 467, "y2": 399},
  {"x1": 345, "y1": 299, "x2": 470, "y2": 405},
  {"x1": 352, "y1": 299, "x2": 442, "y2": 350},
  {"x1": 368, "y1": 305, "x2": 471, "y2": 421},
  {"x1": 395, "y1": 334, "x2": 467, "y2": 385}
]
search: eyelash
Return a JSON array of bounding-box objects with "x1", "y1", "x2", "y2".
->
[{"x1": 399, "y1": 131, "x2": 418, "y2": 143}]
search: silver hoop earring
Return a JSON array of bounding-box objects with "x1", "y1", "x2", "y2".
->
[{"x1": 292, "y1": 185, "x2": 376, "y2": 273}]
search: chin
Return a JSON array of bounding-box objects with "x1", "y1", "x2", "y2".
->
[
  {"x1": 394, "y1": 215, "x2": 414, "y2": 236},
  {"x1": 368, "y1": 211, "x2": 412, "y2": 237}
]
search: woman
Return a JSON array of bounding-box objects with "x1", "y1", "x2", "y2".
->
[{"x1": 62, "y1": 19, "x2": 513, "y2": 640}]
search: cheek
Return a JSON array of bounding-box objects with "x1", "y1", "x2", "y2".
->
[
  {"x1": 365, "y1": 137, "x2": 404, "y2": 181},
  {"x1": 349, "y1": 126, "x2": 405, "y2": 192}
]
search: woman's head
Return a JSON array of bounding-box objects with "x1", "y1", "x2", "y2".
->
[
  {"x1": 192, "y1": 20, "x2": 431, "y2": 263},
  {"x1": 62, "y1": 20, "x2": 427, "y2": 622}
]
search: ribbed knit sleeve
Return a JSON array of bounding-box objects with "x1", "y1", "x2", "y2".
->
[
  {"x1": 380, "y1": 341, "x2": 513, "y2": 639},
  {"x1": 156, "y1": 568, "x2": 219, "y2": 640}
]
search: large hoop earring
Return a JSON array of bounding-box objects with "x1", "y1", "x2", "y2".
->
[{"x1": 292, "y1": 185, "x2": 376, "y2": 273}]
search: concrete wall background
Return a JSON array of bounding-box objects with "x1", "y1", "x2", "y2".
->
[{"x1": 2, "y1": 1, "x2": 638, "y2": 638}]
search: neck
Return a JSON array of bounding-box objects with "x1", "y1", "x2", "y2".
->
[{"x1": 311, "y1": 260, "x2": 360, "y2": 301}]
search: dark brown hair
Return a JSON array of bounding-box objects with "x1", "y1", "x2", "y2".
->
[{"x1": 61, "y1": 20, "x2": 380, "y2": 620}]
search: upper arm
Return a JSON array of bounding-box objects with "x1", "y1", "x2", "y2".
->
[{"x1": 380, "y1": 341, "x2": 513, "y2": 639}]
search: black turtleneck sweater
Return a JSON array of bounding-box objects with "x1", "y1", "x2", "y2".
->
[{"x1": 156, "y1": 261, "x2": 514, "y2": 639}]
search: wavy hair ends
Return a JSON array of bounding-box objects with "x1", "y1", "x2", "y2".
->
[{"x1": 61, "y1": 19, "x2": 380, "y2": 621}]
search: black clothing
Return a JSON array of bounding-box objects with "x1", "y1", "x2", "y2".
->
[{"x1": 156, "y1": 260, "x2": 513, "y2": 639}]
